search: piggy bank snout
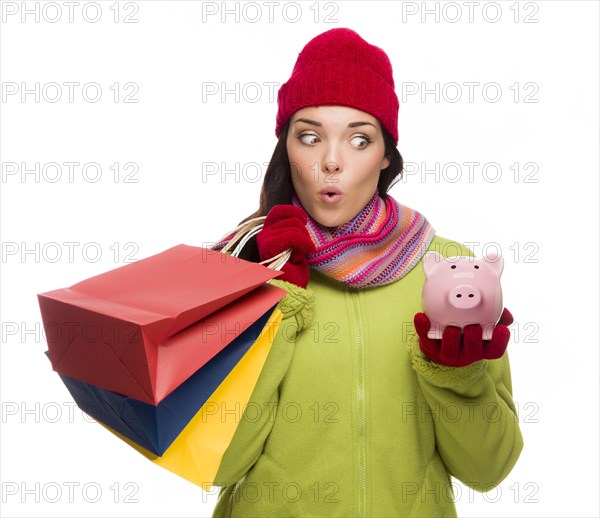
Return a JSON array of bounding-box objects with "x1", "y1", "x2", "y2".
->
[{"x1": 448, "y1": 284, "x2": 481, "y2": 309}]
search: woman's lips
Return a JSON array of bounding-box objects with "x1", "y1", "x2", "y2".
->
[{"x1": 319, "y1": 192, "x2": 343, "y2": 204}]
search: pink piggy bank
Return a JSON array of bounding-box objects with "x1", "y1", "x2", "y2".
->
[{"x1": 421, "y1": 251, "x2": 504, "y2": 340}]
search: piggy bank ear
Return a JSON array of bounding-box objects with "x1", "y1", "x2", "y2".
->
[
  {"x1": 483, "y1": 251, "x2": 504, "y2": 276},
  {"x1": 422, "y1": 251, "x2": 443, "y2": 277}
]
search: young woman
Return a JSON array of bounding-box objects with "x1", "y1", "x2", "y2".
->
[{"x1": 209, "y1": 27, "x2": 523, "y2": 517}]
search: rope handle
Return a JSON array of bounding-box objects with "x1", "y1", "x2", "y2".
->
[{"x1": 216, "y1": 216, "x2": 292, "y2": 271}]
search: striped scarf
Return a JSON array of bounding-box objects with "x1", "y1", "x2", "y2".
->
[
  {"x1": 211, "y1": 188, "x2": 435, "y2": 289},
  {"x1": 291, "y1": 188, "x2": 435, "y2": 289}
]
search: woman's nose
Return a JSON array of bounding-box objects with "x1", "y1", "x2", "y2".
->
[
  {"x1": 322, "y1": 146, "x2": 342, "y2": 173},
  {"x1": 323, "y1": 160, "x2": 340, "y2": 174}
]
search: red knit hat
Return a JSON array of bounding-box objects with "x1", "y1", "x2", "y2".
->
[{"x1": 275, "y1": 28, "x2": 399, "y2": 145}]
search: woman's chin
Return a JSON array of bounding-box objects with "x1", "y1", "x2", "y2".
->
[
  {"x1": 304, "y1": 203, "x2": 349, "y2": 228},
  {"x1": 314, "y1": 214, "x2": 347, "y2": 228}
]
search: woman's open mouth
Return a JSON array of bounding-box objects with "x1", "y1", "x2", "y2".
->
[{"x1": 319, "y1": 192, "x2": 342, "y2": 204}]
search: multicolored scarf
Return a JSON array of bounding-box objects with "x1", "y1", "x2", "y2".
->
[
  {"x1": 212, "y1": 188, "x2": 436, "y2": 289},
  {"x1": 291, "y1": 188, "x2": 435, "y2": 288}
]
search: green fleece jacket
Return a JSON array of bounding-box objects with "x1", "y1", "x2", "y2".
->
[{"x1": 211, "y1": 235, "x2": 524, "y2": 517}]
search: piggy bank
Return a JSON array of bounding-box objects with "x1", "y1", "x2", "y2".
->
[{"x1": 421, "y1": 251, "x2": 504, "y2": 340}]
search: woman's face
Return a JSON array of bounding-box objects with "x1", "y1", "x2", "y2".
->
[{"x1": 286, "y1": 105, "x2": 391, "y2": 228}]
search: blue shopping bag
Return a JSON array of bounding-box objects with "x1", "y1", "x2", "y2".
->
[{"x1": 51, "y1": 303, "x2": 278, "y2": 456}]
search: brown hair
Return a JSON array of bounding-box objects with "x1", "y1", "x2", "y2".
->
[{"x1": 232, "y1": 117, "x2": 404, "y2": 263}]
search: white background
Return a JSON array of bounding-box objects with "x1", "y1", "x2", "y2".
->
[{"x1": 1, "y1": 1, "x2": 599, "y2": 517}]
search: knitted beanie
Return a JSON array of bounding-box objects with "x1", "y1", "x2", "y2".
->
[{"x1": 275, "y1": 28, "x2": 399, "y2": 145}]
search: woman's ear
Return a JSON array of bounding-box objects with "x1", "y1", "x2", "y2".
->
[{"x1": 381, "y1": 154, "x2": 391, "y2": 170}]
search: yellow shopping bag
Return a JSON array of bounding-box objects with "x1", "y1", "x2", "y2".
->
[{"x1": 98, "y1": 307, "x2": 283, "y2": 491}]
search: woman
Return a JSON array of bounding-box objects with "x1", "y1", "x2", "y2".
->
[{"x1": 209, "y1": 27, "x2": 523, "y2": 517}]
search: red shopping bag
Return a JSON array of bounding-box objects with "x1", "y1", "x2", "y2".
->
[{"x1": 38, "y1": 244, "x2": 286, "y2": 405}]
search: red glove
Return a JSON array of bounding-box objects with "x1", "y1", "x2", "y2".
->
[
  {"x1": 256, "y1": 205, "x2": 316, "y2": 288},
  {"x1": 413, "y1": 308, "x2": 514, "y2": 367}
]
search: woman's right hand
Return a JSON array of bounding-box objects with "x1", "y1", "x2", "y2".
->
[
  {"x1": 256, "y1": 205, "x2": 316, "y2": 288},
  {"x1": 413, "y1": 308, "x2": 514, "y2": 367}
]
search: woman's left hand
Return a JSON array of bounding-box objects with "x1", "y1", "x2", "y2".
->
[{"x1": 413, "y1": 308, "x2": 514, "y2": 367}]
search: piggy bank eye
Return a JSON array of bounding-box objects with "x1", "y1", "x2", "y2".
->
[
  {"x1": 451, "y1": 265, "x2": 456, "y2": 269},
  {"x1": 474, "y1": 265, "x2": 479, "y2": 269}
]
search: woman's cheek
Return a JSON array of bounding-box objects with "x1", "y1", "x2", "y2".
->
[
  {"x1": 290, "y1": 162, "x2": 307, "y2": 187},
  {"x1": 289, "y1": 156, "x2": 305, "y2": 184}
]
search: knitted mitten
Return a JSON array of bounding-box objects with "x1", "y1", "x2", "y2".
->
[
  {"x1": 256, "y1": 205, "x2": 316, "y2": 289},
  {"x1": 413, "y1": 307, "x2": 514, "y2": 367}
]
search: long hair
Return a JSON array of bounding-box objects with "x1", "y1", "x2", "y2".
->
[{"x1": 230, "y1": 117, "x2": 404, "y2": 263}]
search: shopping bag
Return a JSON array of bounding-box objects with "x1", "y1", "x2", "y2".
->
[
  {"x1": 52, "y1": 303, "x2": 278, "y2": 456},
  {"x1": 99, "y1": 306, "x2": 283, "y2": 491},
  {"x1": 38, "y1": 244, "x2": 286, "y2": 404}
]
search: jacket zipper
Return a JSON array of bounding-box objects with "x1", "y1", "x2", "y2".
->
[{"x1": 351, "y1": 292, "x2": 367, "y2": 518}]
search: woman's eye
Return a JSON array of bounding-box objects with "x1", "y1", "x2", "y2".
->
[
  {"x1": 297, "y1": 133, "x2": 372, "y2": 148},
  {"x1": 351, "y1": 135, "x2": 372, "y2": 149},
  {"x1": 298, "y1": 133, "x2": 320, "y2": 145}
]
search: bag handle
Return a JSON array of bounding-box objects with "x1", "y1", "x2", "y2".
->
[{"x1": 216, "y1": 216, "x2": 292, "y2": 272}]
